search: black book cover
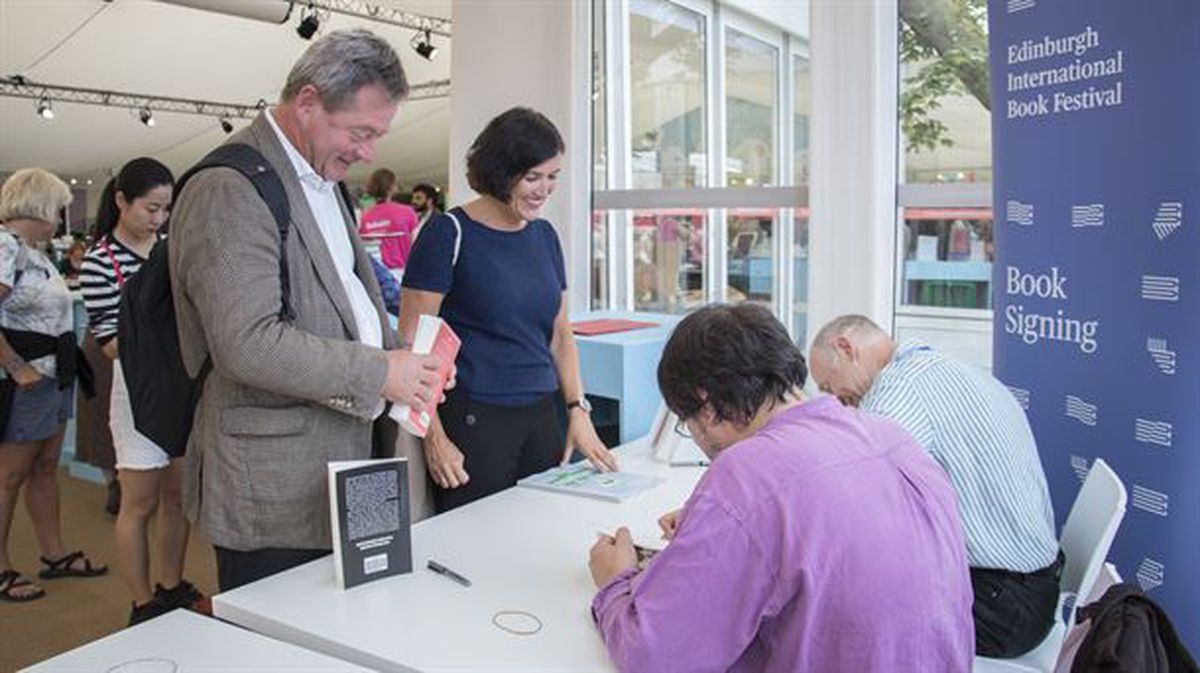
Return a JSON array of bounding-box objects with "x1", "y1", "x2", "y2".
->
[{"x1": 329, "y1": 458, "x2": 412, "y2": 589}]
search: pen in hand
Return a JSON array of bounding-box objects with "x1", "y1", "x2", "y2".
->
[{"x1": 427, "y1": 559, "x2": 472, "y2": 587}]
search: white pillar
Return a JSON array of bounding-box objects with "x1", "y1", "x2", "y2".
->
[
  {"x1": 806, "y1": 0, "x2": 898, "y2": 343},
  {"x1": 449, "y1": 0, "x2": 593, "y2": 310}
]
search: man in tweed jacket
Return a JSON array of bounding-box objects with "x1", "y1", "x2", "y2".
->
[{"x1": 169, "y1": 30, "x2": 444, "y2": 590}]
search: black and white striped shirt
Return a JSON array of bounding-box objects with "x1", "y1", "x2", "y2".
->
[{"x1": 79, "y1": 235, "x2": 149, "y2": 344}]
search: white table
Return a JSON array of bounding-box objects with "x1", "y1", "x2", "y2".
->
[
  {"x1": 213, "y1": 442, "x2": 707, "y2": 672},
  {"x1": 21, "y1": 609, "x2": 370, "y2": 672}
]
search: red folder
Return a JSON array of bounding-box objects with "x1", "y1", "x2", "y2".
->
[{"x1": 572, "y1": 319, "x2": 659, "y2": 336}]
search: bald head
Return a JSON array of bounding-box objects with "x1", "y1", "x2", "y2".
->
[
  {"x1": 809, "y1": 315, "x2": 895, "y2": 407},
  {"x1": 812, "y1": 315, "x2": 887, "y2": 351}
]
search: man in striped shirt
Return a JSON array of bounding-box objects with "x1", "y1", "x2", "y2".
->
[{"x1": 810, "y1": 315, "x2": 1060, "y2": 659}]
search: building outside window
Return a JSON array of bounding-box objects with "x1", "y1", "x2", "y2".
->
[{"x1": 895, "y1": 0, "x2": 994, "y2": 368}]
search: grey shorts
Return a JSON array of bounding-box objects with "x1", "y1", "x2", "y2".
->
[{"x1": 2, "y1": 377, "x2": 73, "y2": 444}]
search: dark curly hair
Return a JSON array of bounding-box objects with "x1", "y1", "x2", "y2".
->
[
  {"x1": 657, "y1": 303, "x2": 807, "y2": 427},
  {"x1": 466, "y1": 107, "x2": 564, "y2": 203}
]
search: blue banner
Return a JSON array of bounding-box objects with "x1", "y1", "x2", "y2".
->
[{"x1": 989, "y1": 0, "x2": 1199, "y2": 652}]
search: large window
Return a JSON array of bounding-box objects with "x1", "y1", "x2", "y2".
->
[
  {"x1": 630, "y1": 0, "x2": 708, "y2": 189},
  {"x1": 724, "y1": 26, "x2": 778, "y2": 311},
  {"x1": 725, "y1": 27, "x2": 777, "y2": 188},
  {"x1": 592, "y1": 0, "x2": 810, "y2": 342},
  {"x1": 791, "y1": 52, "x2": 810, "y2": 339},
  {"x1": 895, "y1": 0, "x2": 993, "y2": 368},
  {"x1": 630, "y1": 209, "x2": 707, "y2": 312}
]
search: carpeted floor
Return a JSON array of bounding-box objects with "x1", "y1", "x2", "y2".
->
[{"x1": 3, "y1": 470, "x2": 218, "y2": 671}]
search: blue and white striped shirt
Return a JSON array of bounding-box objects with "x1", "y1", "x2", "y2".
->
[{"x1": 861, "y1": 339, "x2": 1058, "y2": 572}]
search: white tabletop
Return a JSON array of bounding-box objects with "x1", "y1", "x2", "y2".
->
[
  {"x1": 21, "y1": 609, "x2": 370, "y2": 672},
  {"x1": 213, "y1": 441, "x2": 708, "y2": 673}
]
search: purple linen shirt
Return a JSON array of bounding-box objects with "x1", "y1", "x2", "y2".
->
[{"x1": 592, "y1": 396, "x2": 974, "y2": 672}]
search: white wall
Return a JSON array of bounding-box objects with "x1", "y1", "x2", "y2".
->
[
  {"x1": 896, "y1": 313, "x2": 992, "y2": 371},
  {"x1": 448, "y1": 0, "x2": 592, "y2": 311},
  {"x1": 805, "y1": 0, "x2": 898, "y2": 344}
]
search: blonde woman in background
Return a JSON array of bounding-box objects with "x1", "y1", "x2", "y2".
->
[{"x1": 0, "y1": 168, "x2": 107, "y2": 603}]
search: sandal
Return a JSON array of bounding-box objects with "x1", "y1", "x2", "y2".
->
[
  {"x1": 0, "y1": 569, "x2": 46, "y2": 602},
  {"x1": 38, "y1": 550, "x2": 108, "y2": 579}
]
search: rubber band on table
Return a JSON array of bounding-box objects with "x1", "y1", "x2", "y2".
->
[{"x1": 492, "y1": 610, "x2": 543, "y2": 636}]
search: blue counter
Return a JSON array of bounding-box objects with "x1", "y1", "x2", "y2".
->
[{"x1": 572, "y1": 311, "x2": 682, "y2": 443}]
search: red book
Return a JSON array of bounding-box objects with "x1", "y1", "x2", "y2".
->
[
  {"x1": 389, "y1": 315, "x2": 460, "y2": 437},
  {"x1": 571, "y1": 318, "x2": 659, "y2": 336}
]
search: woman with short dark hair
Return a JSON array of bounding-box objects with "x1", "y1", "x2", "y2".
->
[{"x1": 400, "y1": 107, "x2": 616, "y2": 512}]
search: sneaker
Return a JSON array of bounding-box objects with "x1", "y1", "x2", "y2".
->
[
  {"x1": 104, "y1": 479, "x2": 120, "y2": 516},
  {"x1": 128, "y1": 596, "x2": 171, "y2": 627},
  {"x1": 154, "y1": 579, "x2": 204, "y2": 611}
]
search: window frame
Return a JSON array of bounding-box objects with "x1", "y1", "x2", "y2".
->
[{"x1": 591, "y1": 0, "x2": 811, "y2": 338}]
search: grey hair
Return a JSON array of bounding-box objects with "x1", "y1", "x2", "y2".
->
[
  {"x1": 0, "y1": 168, "x2": 72, "y2": 224},
  {"x1": 281, "y1": 29, "x2": 409, "y2": 110},
  {"x1": 811, "y1": 314, "x2": 885, "y2": 350}
]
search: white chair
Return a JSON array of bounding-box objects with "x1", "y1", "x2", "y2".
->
[
  {"x1": 1085, "y1": 562, "x2": 1123, "y2": 604},
  {"x1": 973, "y1": 458, "x2": 1128, "y2": 673},
  {"x1": 1048, "y1": 562, "x2": 1122, "y2": 673}
]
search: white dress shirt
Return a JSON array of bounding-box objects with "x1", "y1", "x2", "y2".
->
[{"x1": 267, "y1": 110, "x2": 385, "y2": 416}]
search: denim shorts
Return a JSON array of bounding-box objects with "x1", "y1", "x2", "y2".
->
[{"x1": 3, "y1": 376, "x2": 72, "y2": 443}]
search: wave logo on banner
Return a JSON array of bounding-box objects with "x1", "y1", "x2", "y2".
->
[
  {"x1": 1007, "y1": 0, "x2": 1035, "y2": 14},
  {"x1": 1146, "y1": 338, "x2": 1177, "y2": 374},
  {"x1": 1137, "y1": 558, "x2": 1165, "y2": 592},
  {"x1": 1151, "y1": 202, "x2": 1182, "y2": 241},
  {"x1": 1141, "y1": 275, "x2": 1180, "y2": 302},
  {"x1": 1131, "y1": 484, "x2": 1169, "y2": 517},
  {"x1": 1006, "y1": 200, "x2": 1034, "y2": 226},
  {"x1": 1134, "y1": 418, "x2": 1173, "y2": 447},
  {"x1": 1064, "y1": 394, "x2": 1098, "y2": 426},
  {"x1": 1070, "y1": 455, "x2": 1090, "y2": 483},
  {"x1": 1007, "y1": 385, "x2": 1031, "y2": 409},
  {"x1": 1071, "y1": 204, "x2": 1105, "y2": 228}
]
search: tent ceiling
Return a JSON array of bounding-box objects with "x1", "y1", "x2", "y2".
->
[{"x1": 0, "y1": 0, "x2": 452, "y2": 188}]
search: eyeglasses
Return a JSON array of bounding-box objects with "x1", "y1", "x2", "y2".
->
[{"x1": 673, "y1": 417, "x2": 692, "y2": 438}]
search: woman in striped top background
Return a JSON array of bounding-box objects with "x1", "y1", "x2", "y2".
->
[{"x1": 80, "y1": 157, "x2": 200, "y2": 625}]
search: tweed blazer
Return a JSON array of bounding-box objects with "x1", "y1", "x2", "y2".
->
[{"x1": 169, "y1": 112, "x2": 407, "y2": 550}]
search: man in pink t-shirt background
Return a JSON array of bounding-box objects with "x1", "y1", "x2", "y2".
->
[{"x1": 359, "y1": 168, "x2": 418, "y2": 270}]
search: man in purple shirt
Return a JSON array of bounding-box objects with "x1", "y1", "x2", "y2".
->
[{"x1": 589, "y1": 304, "x2": 974, "y2": 672}]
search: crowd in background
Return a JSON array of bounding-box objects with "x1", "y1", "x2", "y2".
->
[{"x1": 0, "y1": 142, "x2": 443, "y2": 622}]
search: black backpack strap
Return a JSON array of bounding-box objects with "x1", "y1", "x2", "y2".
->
[
  {"x1": 336, "y1": 181, "x2": 355, "y2": 216},
  {"x1": 175, "y1": 143, "x2": 295, "y2": 322}
]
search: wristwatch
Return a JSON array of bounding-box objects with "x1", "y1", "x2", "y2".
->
[{"x1": 566, "y1": 397, "x2": 593, "y2": 414}]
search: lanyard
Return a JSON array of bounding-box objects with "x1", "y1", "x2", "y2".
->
[{"x1": 99, "y1": 238, "x2": 125, "y2": 288}]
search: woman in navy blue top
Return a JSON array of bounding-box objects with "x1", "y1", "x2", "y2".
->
[{"x1": 400, "y1": 108, "x2": 617, "y2": 512}]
